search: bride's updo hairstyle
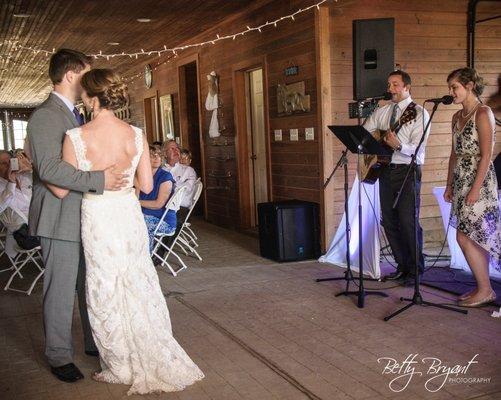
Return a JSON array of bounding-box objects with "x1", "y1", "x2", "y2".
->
[
  {"x1": 81, "y1": 68, "x2": 128, "y2": 110},
  {"x1": 447, "y1": 67, "x2": 485, "y2": 97}
]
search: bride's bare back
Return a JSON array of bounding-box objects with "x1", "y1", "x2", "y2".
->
[
  {"x1": 48, "y1": 112, "x2": 152, "y2": 199},
  {"x1": 82, "y1": 116, "x2": 139, "y2": 173}
]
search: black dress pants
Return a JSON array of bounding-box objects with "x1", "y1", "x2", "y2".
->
[{"x1": 379, "y1": 164, "x2": 424, "y2": 276}]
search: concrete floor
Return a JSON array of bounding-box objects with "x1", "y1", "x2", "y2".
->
[{"x1": 0, "y1": 219, "x2": 500, "y2": 400}]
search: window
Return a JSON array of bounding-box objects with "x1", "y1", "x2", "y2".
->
[{"x1": 12, "y1": 119, "x2": 27, "y2": 150}]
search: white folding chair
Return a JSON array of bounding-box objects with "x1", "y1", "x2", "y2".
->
[
  {"x1": 3, "y1": 236, "x2": 44, "y2": 295},
  {"x1": 151, "y1": 186, "x2": 188, "y2": 276},
  {"x1": 0, "y1": 210, "x2": 44, "y2": 295},
  {"x1": 0, "y1": 223, "x2": 11, "y2": 273},
  {"x1": 176, "y1": 179, "x2": 203, "y2": 261}
]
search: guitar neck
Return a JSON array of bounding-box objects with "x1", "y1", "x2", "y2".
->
[{"x1": 390, "y1": 120, "x2": 401, "y2": 133}]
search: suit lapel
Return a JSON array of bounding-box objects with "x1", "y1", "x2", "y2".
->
[{"x1": 48, "y1": 93, "x2": 79, "y2": 129}]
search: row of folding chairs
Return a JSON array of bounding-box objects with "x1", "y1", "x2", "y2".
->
[{"x1": 151, "y1": 179, "x2": 203, "y2": 276}]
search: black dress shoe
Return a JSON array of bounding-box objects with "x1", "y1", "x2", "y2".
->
[
  {"x1": 51, "y1": 363, "x2": 84, "y2": 383},
  {"x1": 383, "y1": 271, "x2": 407, "y2": 281},
  {"x1": 85, "y1": 350, "x2": 99, "y2": 357}
]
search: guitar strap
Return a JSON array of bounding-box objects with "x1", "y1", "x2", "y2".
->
[
  {"x1": 394, "y1": 101, "x2": 417, "y2": 137},
  {"x1": 398, "y1": 102, "x2": 417, "y2": 124}
]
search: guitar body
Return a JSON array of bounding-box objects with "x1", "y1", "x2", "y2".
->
[
  {"x1": 361, "y1": 129, "x2": 393, "y2": 184},
  {"x1": 360, "y1": 103, "x2": 417, "y2": 184}
]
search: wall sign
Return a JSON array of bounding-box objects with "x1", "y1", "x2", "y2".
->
[{"x1": 284, "y1": 65, "x2": 299, "y2": 76}]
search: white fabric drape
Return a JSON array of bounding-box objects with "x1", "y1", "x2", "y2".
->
[
  {"x1": 205, "y1": 72, "x2": 220, "y2": 138},
  {"x1": 205, "y1": 92, "x2": 219, "y2": 138},
  {"x1": 319, "y1": 175, "x2": 381, "y2": 279},
  {"x1": 433, "y1": 186, "x2": 501, "y2": 279}
]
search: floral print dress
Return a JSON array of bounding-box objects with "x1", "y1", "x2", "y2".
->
[{"x1": 451, "y1": 109, "x2": 501, "y2": 272}]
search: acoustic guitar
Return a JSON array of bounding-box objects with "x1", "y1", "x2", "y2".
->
[{"x1": 360, "y1": 103, "x2": 417, "y2": 184}]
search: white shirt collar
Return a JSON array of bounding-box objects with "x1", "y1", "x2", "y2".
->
[
  {"x1": 52, "y1": 91, "x2": 75, "y2": 113},
  {"x1": 169, "y1": 162, "x2": 182, "y2": 169},
  {"x1": 392, "y1": 96, "x2": 412, "y2": 111}
]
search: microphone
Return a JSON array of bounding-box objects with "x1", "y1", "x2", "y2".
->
[
  {"x1": 424, "y1": 95, "x2": 453, "y2": 105},
  {"x1": 361, "y1": 92, "x2": 392, "y2": 102}
]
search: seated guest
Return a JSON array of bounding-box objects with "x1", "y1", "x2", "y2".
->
[
  {"x1": 0, "y1": 150, "x2": 39, "y2": 255},
  {"x1": 180, "y1": 148, "x2": 193, "y2": 166},
  {"x1": 138, "y1": 145, "x2": 176, "y2": 251},
  {"x1": 163, "y1": 141, "x2": 198, "y2": 229}
]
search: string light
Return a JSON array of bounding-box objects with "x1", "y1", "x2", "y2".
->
[
  {"x1": 1, "y1": 0, "x2": 330, "y2": 60},
  {"x1": 0, "y1": 0, "x2": 331, "y2": 105},
  {"x1": 120, "y1": 0, "x2": 330, "y2": 83},
  {"x1": 122, "y1": 54, "x2": 176, "y2": 84}
]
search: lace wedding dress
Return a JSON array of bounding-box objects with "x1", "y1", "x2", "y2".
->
[{"x1": 66, "y1": 126, "x2": 204, "y2": 395}]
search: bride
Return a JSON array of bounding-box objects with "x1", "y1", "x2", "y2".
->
[{"x1": 48, "y1": 68, "x2": 204, "y2": 395}]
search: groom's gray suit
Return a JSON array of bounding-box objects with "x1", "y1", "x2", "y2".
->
[{"x1": 27, "y1": 93, "x2": 104, "y2": 367}]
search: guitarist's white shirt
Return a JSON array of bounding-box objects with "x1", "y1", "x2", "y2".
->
[{"x1": 363, "y1": 96, "x2": 430, "y2": 165}]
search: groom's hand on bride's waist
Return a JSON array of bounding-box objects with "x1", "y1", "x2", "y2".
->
[{"x1": 104, "y1": 165, "x2": 129, "y2": 191}]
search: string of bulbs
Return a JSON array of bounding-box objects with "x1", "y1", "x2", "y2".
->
[
  {"x1": 2, "y1": 0, "x2": 329, "y2": 61},
  {"x1": 1, "y1": 0, "x2": 331, "y2": 105}
]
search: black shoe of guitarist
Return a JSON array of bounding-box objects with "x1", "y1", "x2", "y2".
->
[{"x1": 383, "y1": 271, "x2": 407, "y2": 281}]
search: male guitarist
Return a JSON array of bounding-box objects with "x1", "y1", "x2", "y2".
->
[{"x1": 363, "y1": 70, "x2": 430, "y2": 286}]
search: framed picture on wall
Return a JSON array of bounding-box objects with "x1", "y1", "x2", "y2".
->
[{"x1": 159, "y1": 94, "x2": 175, "y2": 140}]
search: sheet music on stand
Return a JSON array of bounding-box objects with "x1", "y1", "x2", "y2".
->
[{"x1": 328, "y1": 125, "x2": 392, "y2": 157}]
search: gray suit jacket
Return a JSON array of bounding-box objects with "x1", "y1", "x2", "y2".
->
[{"x1": 27, "y1": 93, "x2": 105, "y2": 242}]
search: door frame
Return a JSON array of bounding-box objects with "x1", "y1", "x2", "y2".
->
[
  {"x1": 232, "y1": 56, "x2": 271, "y2": 229},
  {"x1": 143, "y1": 89, "x2": 160, "y2": 143},
  {"x1": 176, "y1": 53, "x2": 207, "y2": 218}
]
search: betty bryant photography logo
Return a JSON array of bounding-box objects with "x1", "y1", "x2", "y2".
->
[{"x1": 377, "y1": 353, "x2": 491, "y2": 393}]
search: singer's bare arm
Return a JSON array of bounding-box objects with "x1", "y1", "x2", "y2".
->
[
  {"x1": 444, "y1": 112, "x2": 459, "y2": 203},
  {"x1": 466, "y1": 105, "x2": 495, "y2": 205}
]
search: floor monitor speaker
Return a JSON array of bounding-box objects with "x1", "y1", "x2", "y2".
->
[{"x1": 258, "y1": 200, "x2": 320, "y2": 262}]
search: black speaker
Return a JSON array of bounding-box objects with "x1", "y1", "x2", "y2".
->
[
  {"x1": 353, "y1": 18, "x2": 395, "y2": 100},
  {"x1": 258, "y1": 200, "x2": 320, "y2": 262}
]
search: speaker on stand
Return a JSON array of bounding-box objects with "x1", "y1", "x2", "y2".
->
[{"x1": 353, "y1": 18, "x2": 395, "y2": 100}]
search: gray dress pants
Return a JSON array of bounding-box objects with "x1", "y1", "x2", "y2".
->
[{"x1": 40, "y1": 237, "x2": 97, "y2": 367}]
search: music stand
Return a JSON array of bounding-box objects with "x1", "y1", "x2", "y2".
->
[{"x1": 327, "y1": 125, "x2": 392, "y2": 307}]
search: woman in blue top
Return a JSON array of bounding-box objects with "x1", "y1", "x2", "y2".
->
[{"x1": 138, "y1": 145, "x2": 176, "y2": 250}]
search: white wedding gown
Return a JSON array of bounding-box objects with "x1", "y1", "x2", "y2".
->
[{"x1": 66, "y1": 126, "x2": 204, "y2": 395}]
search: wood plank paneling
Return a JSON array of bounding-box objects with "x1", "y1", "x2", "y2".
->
[
  {"x1": 122, "y1": 0, "x2": 499, "y2": 249},
  {"x1": 125, "y1": 0, "x2": 321, "y2": 230},
  {"x1": 327, "y1": 0, "x2": 501, "y2": 248}
]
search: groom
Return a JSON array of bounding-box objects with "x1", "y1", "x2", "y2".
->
[{"x1": 26, "y1": 49, "x2": 127, "y2": 382}]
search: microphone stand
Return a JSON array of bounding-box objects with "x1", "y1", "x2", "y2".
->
[
  {"x1": 316, "y1": 148, "x2": 358, "y2": 288},
  {"x1": 316, "y1": 102, "x2": 384, "y2": 302},
  {"x1": 384, "y1": 101, "x2": 467, "y2": 321}
]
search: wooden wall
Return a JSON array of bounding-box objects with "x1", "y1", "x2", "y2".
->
[
  {"x1": 124, "y1": 0, "x2": 500, "y2": 250},
  {"x1": 125, "y1": 0, "x2": 321, "y2": 228},
  {"x1": 326, "y1": 0, "x2": 501, "y2": 247}
]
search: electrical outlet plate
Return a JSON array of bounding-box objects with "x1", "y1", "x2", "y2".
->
[{"x1": 305, "y1": 127, "x2": 314, "y2": 141}]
